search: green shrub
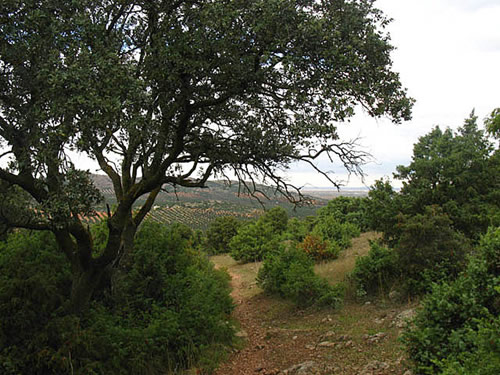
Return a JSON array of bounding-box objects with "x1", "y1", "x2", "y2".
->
[
  {"x1": 402, "y1": 227, "x2": 500, "y2": 374},
  {"x1": 0, "y1": 222, "x2": 235, "y2": 374},
  {"x1": 350, "y1": 241, "x2": 398, "y2": 296},
  {"x1": 257, "y1": 245, "x2": 343, "y2": 308},
  {"x1": 317, "y1": 196, "x2": 370, "y2": 231},
  {"x1": 439, "y1": 315, "x2": 500, "y2": 375},
  {"x1": 205, "y1": 216, "x2": 241, "y2": 254},
  {"x1": 312, "y1": 215, "x2": 360, "y2": 250},
  {"x1": 395, "y1": 206, "x2": 470, "y2": 294}
]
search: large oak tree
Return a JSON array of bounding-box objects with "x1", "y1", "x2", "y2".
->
[{"x1": 0, "y1": 0, "x2": 413, "y2": 312}]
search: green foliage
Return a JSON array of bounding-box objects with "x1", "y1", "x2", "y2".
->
[
  {"x1": 317, "y1": 196, "x2": 369, "y2": 231},
  {"x1": 282, "y1": 217, "x2": 311, "y2": 243},
  {"x1": 365, "y1": 179, "x2": 404, "y2": 244},
  {"x1": 395, "y1": 206, "x2": 470, "y2": 294},
  {"x1": 439, "y1": 316, "x2": 500, "y2": 375},
  {"x1": 0, "y1": 223, "x2": 235, "y2": 374},
  {"x1": 259, "y1": 207, "x2": 289, "y2": 233},
  {"x1": 312, "y1": 214, "x2": 361, "y2": 250},
  {"x1": 395, "y1": 113, "x2": 500, "y2": 240},
  {"x1": 402, "y1": 227, "x2": 500, "y2": 374},
  {"x1": 205, "y1": 216, "x2": 241, "y2": 254},
  {"x1": 350, "y1": 241, "x2": 399, "y2": 296},
  {"x1": 485, "y1": 107, "x2": 500, "y2": 139},
  {"x1": 257, "y1": 245, "x2": 344, "y2": 308},
  {"x1": 230, "y1": 208, "x2": 289, "y2": 263}
]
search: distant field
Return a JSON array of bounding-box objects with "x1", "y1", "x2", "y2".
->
[{"x1": 145, "y1": 205, "x2": 263, "y2": 230}]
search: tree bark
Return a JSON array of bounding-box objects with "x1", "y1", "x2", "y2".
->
[{"x1": 69, "y1": 262, "x2": 107, "y2": 314}]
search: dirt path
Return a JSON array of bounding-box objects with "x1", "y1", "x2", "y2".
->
[
  {"x1": 212, "y1": 238, "x2": 414, "y2": 375},
  {"x1": 215, "y1": 270, "x2": 317, "y2": 375}
]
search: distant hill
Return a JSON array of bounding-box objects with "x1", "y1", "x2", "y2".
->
[{"x1": 89, "y1": 175, "x2": 330, "y2": 229}]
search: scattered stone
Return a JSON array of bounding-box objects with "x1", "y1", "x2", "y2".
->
[
  {"x1": 364, "y1": 332, "x2": 388, "y2": 344},
  {"x1": 394, "y1": 309, "x2": 417, "y2": 328},
  {"x1": 374, "y1": 317, "x2": 385, "y2": 324},
  {"x1": 283, "y1": 361, "x2": 321, "y2": 375},
  {"x1": 359, "y1": 361, "x2": 389, "y2": 375},
  {"x1": 305, "y1": 344, "x2": 316, "y2": 350},
  {"x1": 256, "y1": 344, "x2": 265, "y2": 350},
  {"x1": 365, "y1": 301, "x2": 372, "y2": 305},
  {"x1": 236, "y1": 330, "x2": 248, "y2": 338},
  {"x1": 403, "y1": 370, "x2": 413, "y2": 375},
  {"x1": 320, "y1": 331, "x2": 336, "y2": 340},
  {"x1": 264, "y1": 369, "x2": 280, "y2": 375},
  {"x1": 318, "y1": 341, "x2": 336, "y2": 348},
  {"x1": 292, "y1": 335, "x2": 298, "y2": 340},
  {"x1": 344, "y1": 340, "x2": 354, "y2": 348}
]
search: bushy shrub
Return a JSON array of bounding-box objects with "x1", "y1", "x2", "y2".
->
[
  {"x1": 205, "y1": 216, "x2": 241, "y2": 254},
  {"x1": 402, "y1": 227, "x2": 500, "y2": 375},
  {"x1": 283, "y1": 217, "x2": 310, "y2": 243},
  {"x1": 257, "y1": 244, "x2": 344, "y2": 308},
  {"x1": 439, "y1": 315, "x2": 500, "y2": 375},
  {"x1": 350, "y1": 241, "x2": 399, "y2": 297},
  {"x1": 230, "y1": 208, "x2": 289, "y2": 263},
  {"x1": 298, "y1": 233, "x2": 340, "y2": 261},
  {"x1": 312, "y1": 214, "x2": 360, "y2": 250},
  {"x1": 0, "y1": 222, "x2": 235, "y2": 374},
  {"x1": 317, "y1": 196, "x2": 370, "y2": 231},
  {"x1": 395, "y1": 206, "x2": 470, "y2": 294}
]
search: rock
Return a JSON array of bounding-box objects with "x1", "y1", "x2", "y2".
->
[
  {"x1": 283, "y1": 361, "x2": 322, "y2": 375},
  {"x1": 359, "y1": 361, "x2": 389, "y2": 375},
  {"x1": 317, "y1": 341, "x2": 336, "y2": 348},
  {"x1": 321, "y1": 331, "x2": 336, "y2": 339},
  {"x1": 394, "y1": 309, "x2": 417, "y2": 328},
  {"x1": 374, "y1": 317, "x2": 385, "y2": 324},
  {"x1": 344, "y1": 340, "x2": 354, "y2": 348},
  {"x1": 236, "y1": 330, "x2": 248, "y2": 338},
  {"x1": 403, "y1": 370, "x2": 413, "y2": 375},
  {"x1": 305, "y1": 344, "x2": 316, "y2": 350},
  {"x1": 364, "y1": 332, "x2": 388, "y2": 344}
]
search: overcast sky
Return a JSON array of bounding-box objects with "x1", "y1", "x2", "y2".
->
[{"x1": 289, "y1": 0, "x2": 500, "y2": 188}]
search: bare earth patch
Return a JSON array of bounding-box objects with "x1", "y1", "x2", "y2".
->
[{"x1": 212, "y1": 233, "x2": 415, "y2": 375}]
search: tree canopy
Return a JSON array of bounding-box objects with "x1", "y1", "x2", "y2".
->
[
  {"x1": 395, "y1": 112, "x2": 500, "y2": 239},
  {"x1": 0, "y1": 0, "x2": 413, "y2": 312}
]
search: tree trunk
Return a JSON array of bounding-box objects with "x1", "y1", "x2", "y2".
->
[{"x1": 69, "y1": 263, "x2": 106, "y2": 314}]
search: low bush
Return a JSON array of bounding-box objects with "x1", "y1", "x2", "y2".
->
[
  {"x1": 298, "y1": 233, "x2": 340, "y2": 261},
  {"x1": 350, "y1": 241, "x2": 399, "y2": 297},
  {"x1": 205, "y1": 216, "x2": 241, "y2": 254},
  {"x1": 402, "y1": 227, "x2": 500, "y2": 375},
  {"x1": 312, "y1": 215, "x2": 360, "y2": 250},
  {"x1": 317, "y1": 196, "x2": 370, "y2": 231},
  {"x1": 257, "y1": 244, "x2": 344, "y2": 308},
  {"x1": 0, "y1": 222, "x2": 235, "y2": 374},
  {"x1": 230, "y1": 208, "x2": 289, "y2": 263},
  {"x1": 395, "y1": 206, "x2": 470, "y2": 294}
]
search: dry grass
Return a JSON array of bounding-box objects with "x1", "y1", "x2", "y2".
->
[
  {"x1": 315, "y1": 231, "x2": 380, "y2": 283},
  {"x1": 211, "y1": 254, "x2": 263, "y2": 299}
]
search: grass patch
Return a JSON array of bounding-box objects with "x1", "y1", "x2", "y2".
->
[{"x1": 315, "y1": 232, "x2": 380, "y2": 283}]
